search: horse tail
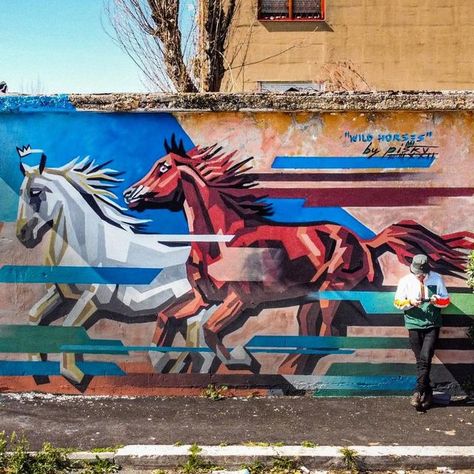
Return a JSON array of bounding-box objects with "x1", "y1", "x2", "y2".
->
[{"x1": 365, "y1": 220, "x2": 474, "y2": 280}]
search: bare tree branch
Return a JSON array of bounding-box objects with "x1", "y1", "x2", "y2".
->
[
  {"x1": 106, "y1": 0, "x2": 239, "y2": 92},
  {"x1": 148, "y1": 0, "x2": 197, "y2": 92},
  {"x1": 106, "y1": 0, "x2": 171, "y2": 90},
  {"x1": 322, "y1": 61, "x2": 372, "y2": 92}
]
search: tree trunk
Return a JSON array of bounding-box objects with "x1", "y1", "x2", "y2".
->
[
  {"x1": 201, "y1": 0, "x2": 237, "y2": 92},
  {"x1": 149, "y1": 0, "x2": 198, "y2": 92}
]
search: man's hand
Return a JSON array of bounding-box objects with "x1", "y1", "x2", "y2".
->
[
  {"x1": 430, "y1": 295, "x2": 440, "y2": 304},
  {"x1": 409, "y1": 299, "x2": 422, "y2": 307}
]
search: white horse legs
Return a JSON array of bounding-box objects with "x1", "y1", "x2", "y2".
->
[
  {"x1": 28, "y1": 286, "x2": 62, "y2": 325},
  {"x1": 150, "y1": 307, "x2": 216, "y2": 374},
  {"x1": 26, "y1": 284, "x2": 98, "y2": 383},
  {"x1": 61, "y1": 285, "x2": 99, "y2": 383},
  {"x1": 28, "y1": 286, "x2": 62, "y2": 362}
]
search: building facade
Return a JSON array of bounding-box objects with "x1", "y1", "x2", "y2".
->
[{"x1": 223, "y1": 0, "x2": 474, "y2": 92}]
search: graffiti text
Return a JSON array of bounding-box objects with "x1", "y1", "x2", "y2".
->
[
  {"x1": 345, "y1": 131, "x2": 433, "y2": 143},
  {"x1": 362, "y1": 141, "x2": 439, "y2": 159}
]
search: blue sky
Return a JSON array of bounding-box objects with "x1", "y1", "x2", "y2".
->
[{"x1": 0, "y1": 0, "x2": 193, "y2": 94}]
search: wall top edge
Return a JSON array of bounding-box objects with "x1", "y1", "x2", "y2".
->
[{"x1": 3, "y1": 91, "x2": 474, "y2": 112}]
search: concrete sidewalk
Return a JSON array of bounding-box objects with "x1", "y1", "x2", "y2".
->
[{"x1": 1, "y1": 393, "x2": 473, "y2": 449}]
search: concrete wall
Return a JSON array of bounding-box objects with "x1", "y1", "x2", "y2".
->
[
  {"x1": 224, "y1": 0, "x2": 474, "y2": 91},
  {"x1": 0, "y1": 93, "x2": 472, "y2": 396}
]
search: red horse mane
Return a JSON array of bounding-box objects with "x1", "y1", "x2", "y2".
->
[{"x1": 164, "y1": 135, "x2": 273, "y2": 220}]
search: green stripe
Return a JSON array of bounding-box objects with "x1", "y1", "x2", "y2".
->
[
  {"x1": 0, "y1": 325, "x2": 124, "y2": 353},
  {"x1": 327, "y1": 363, "x2": 417, "y2": 376},
  {"x1": 448, "y1": 293, "x2": 474, "y2": 316}
]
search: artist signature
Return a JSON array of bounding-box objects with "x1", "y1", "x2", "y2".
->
[{"x1": 362, "y1": 141, "x2": 439, "y2": 159}]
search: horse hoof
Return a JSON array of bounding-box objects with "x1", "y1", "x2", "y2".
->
[
  {"x1": 60, "y1": 353, "x2": 85, "y2": 383},
  {"x1": 149, "y1": 351, "x2": 171, "y2": 373},
  {"x1": 60, "y1": 366, "x2": 85, "y2": 384},
  {"x1": 225, "y1": 346, "x2": 261, "y2": 373},
  {"x1": 169, "y1": 353, "x2": 191, "y2": 374},
  {"x1": 227, "y1": 346, "x2": 252, "y2": 366},
  {"x1": 33, "y1": 375, "x2": 50, "y2": 385},
  {"x1": 191, "y1": 352, "x2": 215, "y2": 373},
  {"x1": 278, "y1": 354, "x2": 310, "y2": 375}
]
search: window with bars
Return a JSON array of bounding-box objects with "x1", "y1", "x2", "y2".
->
[{"x1": 258, "y1": 0, "x2": 325, "y2": 21}]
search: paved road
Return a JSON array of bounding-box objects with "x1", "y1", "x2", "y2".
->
[{"x1": 1, "y1": 394, "x2": 473, "y2": 450}]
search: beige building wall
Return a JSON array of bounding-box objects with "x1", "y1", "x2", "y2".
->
[{"x1": 223, "y1": 0, "x2": 474, "y2": 92}]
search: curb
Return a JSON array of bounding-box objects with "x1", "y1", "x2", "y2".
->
[{"x1": 71, "y1": 445, "x2": 474, "y2": 470}]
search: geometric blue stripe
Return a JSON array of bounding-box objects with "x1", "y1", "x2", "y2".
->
[
  {"x1": 307, "y1": 291, "x2": 473, "y2": 316},
  {"x1": 0, "y1": 360, "x2": 125, "y2": 376},
  {"x1": 246, "y1": 335, "x2": 409, "y2": 350},
  {"x1": 60, "y1": 345, "x2": 214, "y2": 354},
  {"x1": 60, "y1": 344, "x2": 354, "y2": 356},
  {"x1": 0, "y1": 266, "x2": 162, "y2": 284},
  {"x1": 265, "y1": 198, "x2": 375, "y2": 239},
  {"x1": 310, "y1": 290, "x2": 397, "y2": 313},
  {"x1": 250, "y1": 348, "x2": 355, "y2": 355},
  {"x1": 272, "y1": 156, "x2": 435, "y2": 169}
]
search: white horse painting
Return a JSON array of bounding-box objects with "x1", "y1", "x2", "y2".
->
[{"x1": 16, "y1": 148, "x2": 197, "y2": 383}]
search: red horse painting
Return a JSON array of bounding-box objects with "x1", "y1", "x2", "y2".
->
[{"x1": 124, "y1": 135, "x2": 473, "y2": 373}]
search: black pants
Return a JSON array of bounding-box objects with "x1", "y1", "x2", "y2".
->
[{"x1": 408, "y1": 327, "x2": 440, "y2": 395}]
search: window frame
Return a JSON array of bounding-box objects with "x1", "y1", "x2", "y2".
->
[{"x1": 258, "y1": 0, "x2": 326, "y2": 22}]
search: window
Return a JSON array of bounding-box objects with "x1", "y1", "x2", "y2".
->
[{"x1": 258, "y1": 0, "x2": 325, "y2": 21}]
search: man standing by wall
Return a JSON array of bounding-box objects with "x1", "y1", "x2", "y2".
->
[{"x1": 394, "y1": 254, "x2": 450, "y2": 410}]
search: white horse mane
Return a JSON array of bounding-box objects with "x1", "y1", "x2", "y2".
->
[{"x1": 48, "y1": 157, "x2": 149, "y2": 232}]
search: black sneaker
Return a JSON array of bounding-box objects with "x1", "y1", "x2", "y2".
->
[
  {"x1": 421, "y1": 391, "x2": 433, "y2": 409},
  {"x1": 410, "y1": 391, "x2": 422, "y2": 408}
]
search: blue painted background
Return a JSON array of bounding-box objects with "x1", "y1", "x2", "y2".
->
[
  {"x1": 0, "y1": 111, "x2": 192, "y2": 233},
  {"x1": 0, "y1": 107, "x2": 375, "y2": 238}
]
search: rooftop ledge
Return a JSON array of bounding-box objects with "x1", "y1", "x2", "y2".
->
[{"x1": 3, "y1": 91, "x2": 474, "y2": 113}]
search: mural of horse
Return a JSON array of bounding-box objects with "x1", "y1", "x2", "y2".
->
[
  {"x1": 16, "y1": 148, "x2": 193, "y2": 383},
  {"x1": 123, "y1": 136, "x2": 474, "y2": 373}
]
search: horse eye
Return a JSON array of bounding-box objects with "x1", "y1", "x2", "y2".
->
[
  {"x1": 29, "y1": 188, "x2": 42, "y2": 197},
  {"x1": 159, "y1": 164, "x2": 169, "y2": 174}
]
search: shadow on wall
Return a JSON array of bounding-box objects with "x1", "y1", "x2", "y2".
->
[{"x1": 259, "y1": 20, "x2": 334, "y2": 33}]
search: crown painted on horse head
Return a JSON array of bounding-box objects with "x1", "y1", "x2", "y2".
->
[{"x1": 16, "y1": 144, "x2": 46, "y2": 175}]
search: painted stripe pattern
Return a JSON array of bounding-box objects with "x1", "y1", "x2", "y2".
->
[{"x1": 272, "y1": 156, "x2": 436, "y2": 169}]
